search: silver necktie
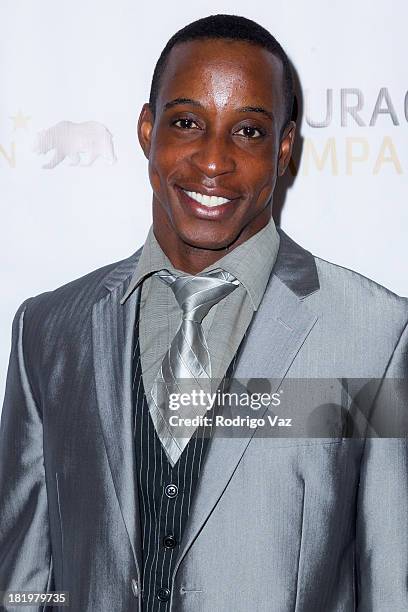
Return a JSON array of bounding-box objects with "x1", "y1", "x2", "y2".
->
[{"x1": 149, "y1": 267, "x2": 239, "y2": 466}]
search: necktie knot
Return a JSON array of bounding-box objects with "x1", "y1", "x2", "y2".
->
[{"x1": 155, "y1": 268, "x2": 239, "y2": 323}]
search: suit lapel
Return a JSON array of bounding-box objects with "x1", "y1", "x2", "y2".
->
[
  {"x1": 92, "y1": 253, "x2": 143, "y2": 573},
  {"x1": 175, "y1": 230, "x2": 320, "y2": 571}
]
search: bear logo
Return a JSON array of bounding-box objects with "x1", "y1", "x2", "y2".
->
[{"x1": 33, "y1": 120, "x2": 117, "y2": 169}]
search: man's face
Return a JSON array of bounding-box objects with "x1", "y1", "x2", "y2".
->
[{"x1": 138, "y1": 38, "x2": 295, "y2": 265}]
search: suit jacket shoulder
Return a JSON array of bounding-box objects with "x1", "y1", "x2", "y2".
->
[
  {"x1": 311, "y1": 250, "x2": 408, "y2": 352},
  {"x1": 276, "y1": 228, "x2": 408, "y2": 327},
  {"x1": 15, "y1": 249, "x2": 142, "y2": 405},
  {"x1": 273, "y1": 229, "x2": 408, "y2": 378},
  {"x1": 23, "y1": 248, "x2": 142, "y2": 335},
  {"x1": 315, "y1": 253, "x2": 407, "y2": 317}
]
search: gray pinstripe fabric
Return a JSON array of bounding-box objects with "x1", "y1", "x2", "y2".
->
[{"x1": 150, "y1": 268, "x2": 239, "y2": 465}]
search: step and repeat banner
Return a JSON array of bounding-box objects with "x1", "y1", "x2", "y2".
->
[{"x1": 1, "y1": 1, "x2": 406, "y2": 403}]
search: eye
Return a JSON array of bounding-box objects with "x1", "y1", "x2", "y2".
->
[
  {"x1": 235, "y1": 126, "x2": 264, "y2": 139},
  {"x1": 172, "y1": 118, "x2": 200, "y2": 130}
]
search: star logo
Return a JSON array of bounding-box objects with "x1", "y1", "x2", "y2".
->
[{"x1": 9, "y1": 109, "x2": 31, "y2": 131}]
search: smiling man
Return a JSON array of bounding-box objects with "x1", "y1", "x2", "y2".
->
[
  {"x1": 140, "y1": 25, "x2": 294, "y2": 273},
  {"x1": 1, "y1": 13, "x2": 408, "y2": 612}
]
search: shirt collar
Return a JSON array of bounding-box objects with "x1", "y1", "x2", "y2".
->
[
  {"x1": 120, "y1": 217, "x2": 280, "y2": 310},
  {"x1": 198, "y1": 216, "x2": 280, "y2": 310},
  {"x1": 120, "y1": 226, "x2": 183, "y2": 304}
]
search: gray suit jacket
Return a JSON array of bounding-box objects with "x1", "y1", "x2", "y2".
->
[{"x1": 1, "y1": 229, "x2": 407, "y2": 612}]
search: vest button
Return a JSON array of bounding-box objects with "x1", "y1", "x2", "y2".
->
[
  {"x1": 163, "y1": 534, "x2": 177, "y2": 549},
  {"x1": 157, "y1": 587, "x2": 171, "y2": 602},
  {"x1": 165, "y1": 483, "x2": 178, "y2": 498},
  {"x1": 131, "y1": 578, "x2": 139, "y2": 597}
]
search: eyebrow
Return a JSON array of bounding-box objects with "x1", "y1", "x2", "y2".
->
[
  {"x1": 237, "y1": 105, "x2": 275, "y2": 123},
  {"x1": 163, "y1": 98, "x2": 203, "y2": 111},
  {"x1": 163, "y1": 98, "x2": 275, "y2": 123}
]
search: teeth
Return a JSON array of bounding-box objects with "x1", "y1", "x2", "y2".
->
[{"x1": 183, "y1": 190, "x2": 231, "y2": 207}]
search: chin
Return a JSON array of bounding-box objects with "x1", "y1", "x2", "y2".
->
[{"x1": 176, "y1": 222, "x2": 238, "y2": 252}]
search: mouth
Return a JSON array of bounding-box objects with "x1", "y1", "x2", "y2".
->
[
  {"x1": 175, "y1": 184, "x2": 241, "y2": 208},
  {"x1": 181, "y1": 189, "x2": 231, "y2": 207},
  {"x1": 173, "y1": 184, "x2": 242, "y2": 221}
]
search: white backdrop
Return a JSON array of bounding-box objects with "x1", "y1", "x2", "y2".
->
[{"x1": 1, "y1": 1, "x2": 407, "y2": 406}]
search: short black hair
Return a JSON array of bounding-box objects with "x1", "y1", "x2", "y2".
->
[{"x1": 149, "y1": 14, "x2": 294, "y2": 135}]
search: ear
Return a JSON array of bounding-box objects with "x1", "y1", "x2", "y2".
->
[
  {"x1": 137, "y1": 103, "x2": 154, "y2": 159},
  {"x1": 277, "y1": 120, "x2": 296, "y2": 176}
]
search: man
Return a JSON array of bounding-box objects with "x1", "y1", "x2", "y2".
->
[{"x1": 1, "y1": 13, "x2": 407, "y2": 612}]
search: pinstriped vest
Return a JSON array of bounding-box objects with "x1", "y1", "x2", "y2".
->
[{"x1": 132, "y1": 291, "x2": 246, "y2": 611}]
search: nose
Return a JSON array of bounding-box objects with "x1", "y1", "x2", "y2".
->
[{"x1": 189, "y1": 131, "x2": 236, "y2": 178}]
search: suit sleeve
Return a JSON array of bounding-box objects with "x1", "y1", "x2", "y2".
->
[
  {"x1": 0, "y1": 300, "x2": 53, "y2": 610},
  {"x1": 356, "y1": 318, "x2": 408, "y2": 611}
]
